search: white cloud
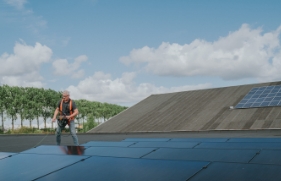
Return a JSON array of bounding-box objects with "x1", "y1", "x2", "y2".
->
[
  {"x1": 52, "y1": 55, "x2": 88, "y2": 79},
  {"x1": 5, "y1": 0, "x2": 27, "y2": 9},
  {"x1": 120, "y1": 24, "x2": 281, "y2": 82},
  {"x1": 1, "y1": 73, "x2": 44, "y2": 88},
  {"x1": 0, "y1": 42, "x2": 52, "y2": 87},
  {"x1": 66, "y1": 71, "x2": 211, "y2": 106}
]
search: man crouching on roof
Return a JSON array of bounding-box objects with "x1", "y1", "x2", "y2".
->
[{"x1": 52, "y1": 90, "x2": 79, "y2": 146}]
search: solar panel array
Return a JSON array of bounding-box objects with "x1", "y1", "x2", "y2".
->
[
  {"x1": 235, "y1": 85, "x2": 281, "y2": 108},
  {"x1": 2, "y1": 138, "x2": 281, "y2": 180}
]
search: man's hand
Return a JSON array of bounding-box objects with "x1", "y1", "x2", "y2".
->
[{"x1": 52, "y1": 108, "x2": 59, "y2": 122}]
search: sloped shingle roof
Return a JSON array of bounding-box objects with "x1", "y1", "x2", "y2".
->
[{"x1": 89, "y1": 81, "x2": 281, "y2": 133}]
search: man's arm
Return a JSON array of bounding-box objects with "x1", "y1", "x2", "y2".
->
[
  {"x1": 52, "y1": 108, "x2": 59, "y2": 122},
  {"x1": 66, "y1": 108, "x2": 79, "y2": 120}
]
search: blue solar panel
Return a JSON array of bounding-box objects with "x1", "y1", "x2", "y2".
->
[
  {"x1": 195, "y1": 142, "x2": 281, "y2": 149},
  {"x1": 130, "y1": 141, "x2": 199, "y2": 148},
  {"x1": 4, "y1": 137, "x2": 281, "y2": 180},
  {"x1": 169, "y1": 138, "x2": 228, "y2": 142},
  {"x1": 36, "y1": 156, "x2": 209, "y2": 181},
  {"x1": 123, "y1": 138, "x2": 170, "y2": 142},
  {"x1": 22, "y1": 146, "x2": 87, "y2": 155},
  {"x1": 0, "y1": 152, "x2": 16, "y2": 160},
  {"x1": 143, "y1": 148, "x2": 258, "y2": 163},
  {"x1": 84, "y1": 147, "x2": 156, "y2": 158},
  {"x1": 82, "y1": 141, "x2": 135, "y2": 147},
  {"x1": 0, "y1": 154, "x2": 88, "y2": 181},
  {"x1": 250, "y1": 150, "x2": 281, "y2": 165},
  {"x1": 23, "y1": 145, "x2": 157, "y2": 159},
  {"x1": 235, "y1": 85, "x2": 281, "y2": 108},
  {"x1": 189, "y1": 162, "x2": 281, "y2": 181},
  {"x1": 227, "y1": 138, "x2": 281, "y2": 142}
]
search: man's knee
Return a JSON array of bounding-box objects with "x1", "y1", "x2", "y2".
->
[{"x1": 70, "y1": 131, "x2": 76, "y2": 136}]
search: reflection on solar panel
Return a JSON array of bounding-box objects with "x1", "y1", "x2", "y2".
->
[
  {"x1": 21, "y1": 145, "x2": 87, "y2": 155},
  {"x1": 23, "y1": 145, "x2": 156, "y2": 159},
  {"x1": 235, "y1": 85, "x2": 281, "y2": 108}
]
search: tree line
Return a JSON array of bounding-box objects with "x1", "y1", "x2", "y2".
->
[{"x1": 0, "y1": 85, "x2": 128, "y2": 132}]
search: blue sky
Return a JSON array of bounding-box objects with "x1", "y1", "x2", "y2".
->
[{"x1": 1, "y1": 0, "x2": 281, "y2": 107}]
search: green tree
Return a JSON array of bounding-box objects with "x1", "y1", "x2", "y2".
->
[
  {"x1": 41, "y1": 89, "x2": 54, "y2": 128},
  {"x1": 84, "y1": 114, "x2": 97, "y2": 132},
  {"x1": 49, "y1": 89, "x2": 61, "y2": 129},
  {"x1": 76, "y1": 99, "x2": 88, "y2": 133},
  {"x1": 0, "y1": 85, "x2": 6, "y2": 131},
  {"x1": 100, "y1": 103, "x2": 112, "y2": 122},
  {"x1": 5, "y1": 86, "x2": 22, "y2": 130},
  {"x1": 26, "y1": 102, "x2": 36, "y2": 128},
  {"x1": 0, "y1": 85, "x2": 128, "y2": 132},
  {"x1": 17, "y1": 87, "x2": 28, "y2": 128},
  {"x1": 25, "y1": 87, "x2": 37, "y2": 128},
  {"x1": 33, "y1": 89, "x2": 44, "y2": 129}
]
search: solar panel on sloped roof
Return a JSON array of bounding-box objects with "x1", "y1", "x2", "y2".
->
[{"x1": 236, "y1": 85, "x2": 281, "y2": 109}]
